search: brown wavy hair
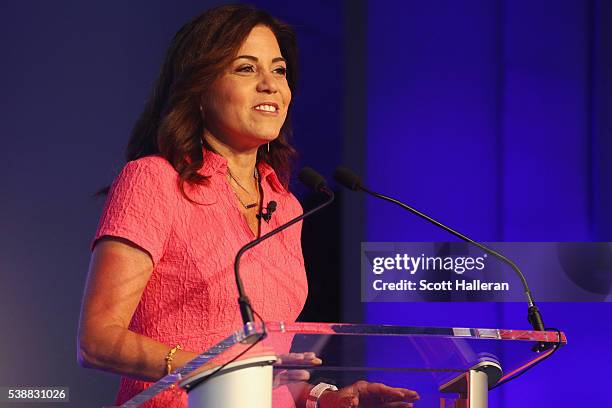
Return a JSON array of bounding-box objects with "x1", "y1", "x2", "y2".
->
[{"x1": 118, "y1": 4, "x2": 298, "y2": 198}]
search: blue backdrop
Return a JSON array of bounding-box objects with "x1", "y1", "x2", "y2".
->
[{"x1": 364, "y1": 0, "x2": 612, "y2": 406}]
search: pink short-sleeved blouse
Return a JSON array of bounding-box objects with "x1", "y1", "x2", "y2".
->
[{"x1": 92, "y1": 148, "x2": 308, "y2": 407}]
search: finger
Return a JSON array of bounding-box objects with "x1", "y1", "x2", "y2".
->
[
  {"x1": 277, "y1": 354, "x2": 322, "y2": 366},
  {"x1": 275, "y1": 353, "x2": 303, "y2": 365},
  {"x1": 300, "y1": 352, "x2": 322, "y2": 365},
  {"x1": 308, "y1": 356, "x2": 323, "y2": 365},
  {"x1": 357, "y1": 383, "x2": 419, "y2": 403},
  {"x1": 273, "y1": 354, "x2": 286, "y2": 365},
  {"x1": 396, "y1": 388, "x2": 419, "y2": 401},
  {"x1": 289, "y1": 352, "x2": 305, "y2": 360},
  {"x1": 284, "y1": 369, "x2": 311, "y2": 381},
  {"x1": 369, "y1": 383, "x2": 419, "y2": 400},
  {"x1": 273, "y1": 369, "x2": 287, "y2": 387},
  {"x1": 273, "y1": 369, "x2": 311, "y2": 386},
  {"x1": 296, "y1": 357, "x2": 322, "y2": 365},
  {"x1": 274, "y1": 353, "x2": 304, "y2": 364},
  {"x1": 360, "y1": 382, "x2": 399, "y2": 396}
]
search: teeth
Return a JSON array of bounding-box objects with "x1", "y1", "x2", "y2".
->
[{"x1": 255, "y1": 104, "x2": 277, "y2": 112}]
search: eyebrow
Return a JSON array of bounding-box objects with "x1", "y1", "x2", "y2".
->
[{"x1": 234, "y1": 55, "x2": 286, "y2": 64}]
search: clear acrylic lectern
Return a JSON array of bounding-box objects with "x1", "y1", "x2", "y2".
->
[{"x1": 116, "y1": 322, "x2": 566, "y2": 408}]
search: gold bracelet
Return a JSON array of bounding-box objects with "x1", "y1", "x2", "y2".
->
[{"x1": 165, "y1": 345, "x2": 182, "y2": 375}]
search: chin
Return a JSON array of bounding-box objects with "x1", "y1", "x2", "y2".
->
[{"x1": 252, "y1": 131, "x2": 281, "y2": 144}]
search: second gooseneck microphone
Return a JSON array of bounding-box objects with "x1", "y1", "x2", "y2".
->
[
  {"x1": 334, "y1": 166, "x2": 547, "y2": 335},
  {"x1": 234, "y1": 167, "x2": 334, "y2": 325}
]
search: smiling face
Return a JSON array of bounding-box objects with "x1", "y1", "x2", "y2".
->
[{"x1": 203, "y1": 25, "x2": 291, "y2": 151}]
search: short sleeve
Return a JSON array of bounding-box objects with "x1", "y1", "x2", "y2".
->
[{"x1": 92, "y1": 157, "x2": 179, "y2": 265}]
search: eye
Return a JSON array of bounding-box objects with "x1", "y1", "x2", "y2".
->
[
  {"x1": 236, "y1": 64, "x2": 255, "y2": 73},
  {"x1": 273, "y1": 66, "x2": 287, "y2": 76}
]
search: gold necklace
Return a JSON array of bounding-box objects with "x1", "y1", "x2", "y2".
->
[{"x1": 227, "y1": 168, "x2": 259, "y2": 209}]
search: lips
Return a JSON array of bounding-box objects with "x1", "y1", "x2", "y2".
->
[{"x1": 253, "y1": 102, "x2": 280, "y2": 113}]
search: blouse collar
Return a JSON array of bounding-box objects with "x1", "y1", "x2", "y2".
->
[{"x1": 199, "y1": 147, "x2": 287, "y2": 194}]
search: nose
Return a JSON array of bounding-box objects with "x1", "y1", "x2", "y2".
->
[{"x1": 256, "y1": 70, "x2": 278, "y2": 94}]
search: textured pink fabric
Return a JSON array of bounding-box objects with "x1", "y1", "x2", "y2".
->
[{"x1": 92, "y1": 149, "x2": 308, "y2": 407}]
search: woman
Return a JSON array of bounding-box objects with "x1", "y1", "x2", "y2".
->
[{"x1": 77, "y1": 5, "x2": 418, "y2": 407}]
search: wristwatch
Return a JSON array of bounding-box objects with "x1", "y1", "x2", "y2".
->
[{"x1": 306, "y1": 382, "x2": 338, "y2": 408}]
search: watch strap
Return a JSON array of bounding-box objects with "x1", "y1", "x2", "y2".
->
[{"x1": 306, "y1": 382, "x2": 338, "y2": 408}]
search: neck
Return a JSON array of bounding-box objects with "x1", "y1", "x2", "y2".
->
[{"x1": 203, "y1": 133, "x2": 258, "y2": 182}]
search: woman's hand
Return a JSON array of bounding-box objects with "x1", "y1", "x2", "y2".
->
[
  {"x1": 318, "y1": 380, "x2": 419, "y2": 408},
  {"x1": 273, "y1": 352, "x2": 322, "y2": 387}
]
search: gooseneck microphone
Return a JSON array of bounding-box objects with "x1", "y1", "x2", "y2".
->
[
  {"x1": 235, "y1": 167, "x2": 334, "y2": 325},
  {"x1": 334, "y1": 166, "x2": 547, "y2": 336}
]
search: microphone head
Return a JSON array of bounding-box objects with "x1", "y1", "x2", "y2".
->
[
  {"x1": 333, "y1": 166, "x2": 362, "y2": 191},
  {"x1": 298, "y1": 167, "x2": 327, "y2": 192},
  {"x1": 267, "y1": 201, "x2": 277, "y2": 212}
]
